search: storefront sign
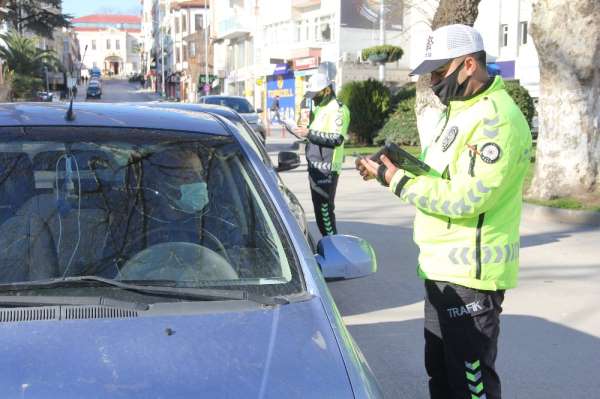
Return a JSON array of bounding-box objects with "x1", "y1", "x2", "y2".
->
[
  {"x1": 294, "y1": 56, "x2": 320, "y2": 71},
  {"x1": 273, "y1": 63, "x2": 292, "y2": 75},
  {"x1": 267, "y1": 72, "x2": 295, "y2": 122}
]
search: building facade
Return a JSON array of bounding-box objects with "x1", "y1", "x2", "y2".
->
[
  {"x1": 143, "y1": 0, "x2": 212, "y2": 101},
  {"x1": 474, "y1": 0, "x2": 539, "y2": 97},
  {"x1": 211, "y1": 0, "x2": 410, "y2": 124},
  {"x1": 72, "y1": 14, "x2": 143, "y2": 77}
]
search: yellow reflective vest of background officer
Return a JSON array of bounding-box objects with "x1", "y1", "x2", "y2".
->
[
  {"x1": 389, "y1": 76, "x2": 532, "y2": 291},
  {"x1": 305, "y1": 97, "x2": 350, "y2": 237}
]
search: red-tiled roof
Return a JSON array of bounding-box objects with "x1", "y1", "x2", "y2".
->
[
  {"x1": 73, "y1": 27, "x2": 142, "y2": 33},
  {"x1": 72, "y1": 14, "x2": 141, "y2": 24}
]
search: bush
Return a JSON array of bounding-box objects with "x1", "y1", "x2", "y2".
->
[
  {"x1": 361, "y1": 45, "x2": 404, "y2": 63},
  {"x1": 391, "y1": 82, "x2": 416, "y2": 106},
  {"x1": 11, "y1": 73, "x2": 43, "y2": 100},
  {"x1": 375, "y1": 95, "x2": 419, "y2": 146},
  {"x1": 338, "y1": 78, "x2": 391, "y2": 145},
  {"x1": 504, "y1": 80, "x2": 534, "y2": 128}
]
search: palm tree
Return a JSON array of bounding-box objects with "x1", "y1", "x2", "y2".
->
[
  {"x1": 0, "y1": 30, "x2": 62, "y2": 98},
  {"x1": 0, "y1": 30, "x2": 61, "y2": 75}
]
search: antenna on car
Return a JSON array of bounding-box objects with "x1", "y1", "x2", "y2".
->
[{"x1": 65, "y1": 97, "x2": 75, "y2": 121}]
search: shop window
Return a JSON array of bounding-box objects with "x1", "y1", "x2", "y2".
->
[
  {"x1": 195, "y1": 14, "x2": 203, "y2": 31},
  {"x1": 519, "y1": 21, "x2": 528, "y2": 45},
  {"x1": 500, "y1": 24, "x2": 508, "y2": 47}
]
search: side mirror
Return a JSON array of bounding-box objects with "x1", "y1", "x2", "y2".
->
[
  {"x1": 276, "y1": 151, "x2": 300, "y2": 172},
  {"x1": 256, "y1": 108, "x2": 263, "y2": 113},
  {"x1": 315, "y1": 235, "x2": 377, "y2": 280}
]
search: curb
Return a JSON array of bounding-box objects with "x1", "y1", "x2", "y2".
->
[{"x1": 522, "y1": 203, "x2": 600, "y2": 227}]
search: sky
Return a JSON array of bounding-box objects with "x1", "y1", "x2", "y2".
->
[{"x1": 62, "y1": 0, "x2": 141, "y2": 18}]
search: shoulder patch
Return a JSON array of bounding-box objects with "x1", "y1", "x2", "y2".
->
[
  {"x1": 480, "y1": 142, "x2": 501, "y2": 164},
  {"x1": 441, "y1": 126, "x2": 459, "y2": 152}
]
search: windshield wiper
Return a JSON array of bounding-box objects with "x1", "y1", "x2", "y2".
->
[
  {"x1": 0, "y1": 276, "x2": 289, "y2": 306},
  {"x1": 0, "y1": 295, "x2": 149, "y2": 310}
]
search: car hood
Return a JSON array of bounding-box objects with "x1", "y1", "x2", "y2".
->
[
  {"x1": 0, "y1": 297, "x2": 354, "y2": 398},
  {"x1": 240, "y1": 113, "x2": 259, "y2": 124}
]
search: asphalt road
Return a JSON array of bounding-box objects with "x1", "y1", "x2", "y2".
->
[
  {"x1": 75, "y1": 79, "x2": 158, "y2": 103},
  {"x1": 270, "y1": 138, "x2": 600, "y2": 398}
]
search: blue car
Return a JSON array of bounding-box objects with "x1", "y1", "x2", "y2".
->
[{"x1": 0, "y1": 102, "x2": 383, "y2": 398}]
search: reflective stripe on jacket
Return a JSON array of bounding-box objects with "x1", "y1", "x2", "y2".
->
[{"x1": 389, "y1": 76, "x2": 532, "y2": 290}]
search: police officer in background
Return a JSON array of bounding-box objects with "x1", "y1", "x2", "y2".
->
[
  {"x1": 294, "y1": 71, "x2": 350, "y2": 236},
  {"x1": 357, "y1": 25, "x2": 532, "y2": 399}
]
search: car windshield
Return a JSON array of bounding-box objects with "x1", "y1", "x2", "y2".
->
[
  {"x1": 0, "y1": 127, "x2": 302, "y2": 297},
  {"x1": 203, "y1": 97, "x2": 254, "y2": 114}
]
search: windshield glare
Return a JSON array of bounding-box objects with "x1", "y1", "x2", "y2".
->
[
  {"x1": 0, "y1": 127, "x2": 302, "y2": 297},
  {"x1": 203, "y1": 97, "x2": 254, "y2": 114}
]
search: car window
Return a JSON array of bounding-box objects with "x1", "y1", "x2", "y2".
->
[
  {"x1": 203, "y1": 97, "x2": 254, "y2": 114},
  {"x1": 231, "y1": 119, "x2": 272, "y2": 166},
  {"x1": 0, "y1": 127, "x2": 303, "y2": 297}
]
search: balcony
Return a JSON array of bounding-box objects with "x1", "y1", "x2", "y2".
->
[
  {"x1": 217, "y1": 16, "x2": 252, "y2": 40},
  {"x1": 292, "y1": 0, "x2": 320, "y2": 9}
]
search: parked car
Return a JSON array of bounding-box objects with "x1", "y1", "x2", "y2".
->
[
  {"x1": 199, "y1": 95, "x2": 266, "y2": 142},
  {"x1": 0, "y1": 102, "x2": 383, "y2": 398},
  {"x1": 36, "y1": 91, "x2": 53, "y2": 102},
  {"x1": 86, "y1": 81, "x2": 102, "y2": 99},
  {"x1": 143, "y1": 101, "x2": 309, "y2": 246}
]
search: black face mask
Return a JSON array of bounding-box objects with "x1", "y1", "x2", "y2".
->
[
  {"x1": 313, "y1": 88, "x2": 333, "y2": 107},
  {"x1": 431, "y1": 61, "x2": 471, "y2": 106}
]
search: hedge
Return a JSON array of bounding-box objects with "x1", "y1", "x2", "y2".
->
[
  {"x1": 504, "y1": 80, "x2": 534, "y2": 128},
  {"x1": 338, "y1": 78, "x2": 391, "y2": 145}
]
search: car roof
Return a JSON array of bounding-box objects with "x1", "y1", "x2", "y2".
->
[
  {"x1": 202, "y1": 95, "x2": 249, "y2": 101},
  {"x1": 143, "y1": 101, "x2": 245, "y2": 121},
  {"x1": 0, "y1": 102, "x2": 230, "y2": 135}
]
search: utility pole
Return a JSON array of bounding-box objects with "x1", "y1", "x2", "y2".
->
[
  {"x1": 159, "y1": 1, "x2": 166, "y2": 97},
  {"x1": 379, "y1": 0, "x2": 385, "y2": 82},
  {"x1": 44, "y1": 66, "x2": 49, "y2": 92},
  {"x1": 204, "y1": 12, "x2": 208, "y2": 95}
]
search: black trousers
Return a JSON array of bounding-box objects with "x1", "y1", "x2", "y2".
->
[
  {"x1": 308, "y1": 168, "x2": 339, "y2": 236},
  {"x1": 424, "y1": 280, "x2": 505, "y2": 399}
]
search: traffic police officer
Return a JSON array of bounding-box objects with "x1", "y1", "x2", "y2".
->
[
  {"x1": 357, "y1": 24, "x2": 532, "y2": 399},
  {"x1": 295, "y1": 71, "x2": 350, "y2": 236}
]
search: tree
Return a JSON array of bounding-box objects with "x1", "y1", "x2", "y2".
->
[
  {"x1": 0, "y1": 31, "x2": 60, "y2": 74},
  {"x1": 414, "y1": 0, "x2": 482, "y2": 145},
  {"x1": 0, "y1": 31, "x2": 61, "y2": 98},
  {"x1": 0, "y1": 0, "x2": 71, "y2": 38},
  {"x1": 528, "y1": 0, "x2": 600, "y2": 200}
]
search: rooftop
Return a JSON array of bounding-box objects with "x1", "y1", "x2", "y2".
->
[{"x1": 71, "y1": 14, "x2": 142, "y2": 24}]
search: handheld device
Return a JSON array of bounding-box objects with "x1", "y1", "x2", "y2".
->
[{"x1": 370, "y1": 142, "x2": 433, "y2": 176}]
